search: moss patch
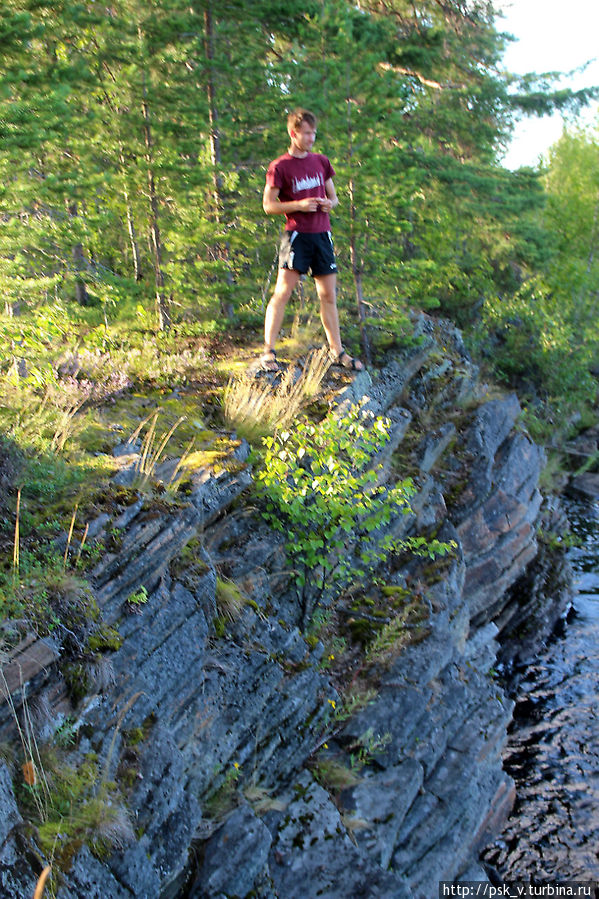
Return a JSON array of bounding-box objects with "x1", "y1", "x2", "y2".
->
[{"x1": 16, "y1": 748, "x2": 132, "y2": 873}]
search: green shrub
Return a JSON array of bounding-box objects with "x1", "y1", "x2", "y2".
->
[
  {"x1": 481, "y1": 276, "x2": 597, "y2": 408},
  {"x1": 257, "y1": 403, "x2": 451, "y2": 624}
]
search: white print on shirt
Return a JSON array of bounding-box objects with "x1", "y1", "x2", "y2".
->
[{"x1": 292, "y1": 172, "x2": 323, "y2": 194}]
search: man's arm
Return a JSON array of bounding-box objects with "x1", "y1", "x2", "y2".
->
[
  {"x1": 316, "y1": 177, "x2": 338, "y2": 214},
  {"x1": 263, "y1": 183, "x2": 324, "y2": 215}
]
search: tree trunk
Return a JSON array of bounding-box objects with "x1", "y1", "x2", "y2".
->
[
  {"x1": 346, "y1": 91, "x2": 371, "y2": 364},
  {"x1": 348, "y1": 179, "x2": 372, "y2": 365},
  {"x1": 119, "y1": 145, "x2": 143, "y2": 282},
  {"x1": 97, "y1": 67, "x2": 144, "y2": 284},
  {"x1": 140, "y1": 63, "x2": 170, "y2": 330},
  {"x1": 203, "y1": 3, "x2": 234, "y2": 314},
  {"x1": 203, "y1": 4, "x2": 222, "y2": 221},
  {"x1": 68, "y1": 202, "x2": 90, "y2": 306},
  {"x1": 586, "y1": 193, "x2": 599, "y2": 276}
]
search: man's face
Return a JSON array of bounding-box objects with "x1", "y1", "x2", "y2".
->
[{"x1": 290, "y1": 121, "x2": 316, "y2": 153}]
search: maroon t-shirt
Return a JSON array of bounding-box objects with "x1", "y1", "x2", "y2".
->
[{"x1": 266, "y1": 152, "x2": 335, "y2": 233}]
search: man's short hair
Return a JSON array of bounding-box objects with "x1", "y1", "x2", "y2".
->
[{"x1": 287, "y1": 108, "x2": 317, "y2": 131}]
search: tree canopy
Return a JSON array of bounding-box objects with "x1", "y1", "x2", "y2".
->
[{"x1": 1, "y1": 0, "x2": 598, "y2": 426}]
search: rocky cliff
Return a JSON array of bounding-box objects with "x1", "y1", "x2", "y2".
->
[{"x1": 0, "y1": 315, "x2": 571, "y2": 898}]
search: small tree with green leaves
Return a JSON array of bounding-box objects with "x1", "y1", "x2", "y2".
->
[{"x1": 257, "y1": 403, "x2": 450, "y2": 625}]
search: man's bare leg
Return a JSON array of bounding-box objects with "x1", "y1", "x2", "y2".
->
[
  {"x1": 315, "y1": 273, "x2": 364, "y2": 369},
  {"x1": 314, "y1": 273, "x2": 342, "y2": 355},
  {"x1": 262, "y1": 268, "x2": 301, "y2": 369}
]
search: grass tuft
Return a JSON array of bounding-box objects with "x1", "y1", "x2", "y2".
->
[
  {"x1": 312, "y1": 757, "x2": 362, "y2": 792},
  {"x1": 128, "y1": 410, "x2": 186, "y2": 489},
  {"x1": 215, "y1": 577, "x2": 246, "y2": 621},
  {"x1": 222, "y1": 347, "x2": 330, "y2": 441},
  {"x1": 365, "y1": 597, "x2": 427, "y2": 668}
]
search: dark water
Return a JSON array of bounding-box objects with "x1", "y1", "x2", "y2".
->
[{"x1": 484, "y1": 497, "x2": 599, "y2": 880}]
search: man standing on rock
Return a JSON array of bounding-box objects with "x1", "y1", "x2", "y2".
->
[{"x1": 259, "y1": 107, "x2": 363, "y2": 373}]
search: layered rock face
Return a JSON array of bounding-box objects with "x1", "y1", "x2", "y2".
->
[{"x1": 0, "y1": 316, "x2": 567, "y2": 898}]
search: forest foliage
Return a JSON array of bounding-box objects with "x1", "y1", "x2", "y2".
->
[{"x1": 1, "y1": 0, "x2": 599, "y2": 430}]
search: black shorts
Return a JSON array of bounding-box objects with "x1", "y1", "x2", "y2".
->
[{"x1": 279, "y1": 231, "x2": 338, "y2": 277}]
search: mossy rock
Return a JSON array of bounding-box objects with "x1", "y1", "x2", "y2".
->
[
  {"x1": 87, "y1": 624, "x2": 122, "y2": 653},
  {"x1": 213, "y1": 616, "x2": 227, "y2": 638},
  {"x1": 170, "y1": 538, "x2": 211, "y2": 588},
  {"x1": 61, "y1": 660, "x2": 92, "y2": 703}
]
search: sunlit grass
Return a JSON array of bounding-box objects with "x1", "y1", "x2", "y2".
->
[{"x1": 222, "y1": 347, "x2": 331, "y2": 442}]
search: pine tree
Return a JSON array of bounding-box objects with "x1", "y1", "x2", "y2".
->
[{"x1": 0, "y1": 1, "x2": 102, "y2": 308}]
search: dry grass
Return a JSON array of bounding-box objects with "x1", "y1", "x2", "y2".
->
[
  {"x1": 222, "y1": 347, "x2": 331, "y2": 441},
  {"x1": 1, "y1": 379, "x2": 86, "y2": 456},
  {"x1": 312, "y1": 757, "x2": 362, "y2": 792},
  {"x1": 13, "y1": 487, "x2": 20, "y2": 580},
  {"x1": 1, "y1": 349, "x2": 130, "y2": 456},
  {"x1": 365, "y1": 598, "x2": 427, "y2": 668},
  {"x1": 0, "y1": 671, "x2": 52, "y2": 823},
  {"x1": 298, "y1": 346, "x2": 333, "y2": 399},
  {"x1": 288, "y1": 309, "x2": 321, "y2": 354},
  {"x1": 244, "y1": 783, "x2": 288, "y2": 814},
  {"x1": 127, "y1": 409, "x2": 186, "y2": 489},
  {"x1": 33, "y1": 866, "x2": 52, "y2": 899}
]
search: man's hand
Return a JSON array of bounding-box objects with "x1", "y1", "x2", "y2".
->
[
  {"x1": 263, "y1": 183, "x2": 337, "y2": 216},
  {"x1": 297, "y1": 196, "x2": 323, "y2": 212},
  {"x1": 317, "y1": 196, "x2": 333, "y2": 212}
]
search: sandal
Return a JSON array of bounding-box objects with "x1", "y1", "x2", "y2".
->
[
  {"x1": 259, "y1": 348, "x2": 280, "y2": 372},
  {"x1": 330, "y1": 349, "x2": 364, "y2": 371}
]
